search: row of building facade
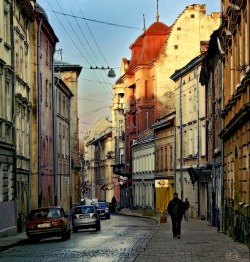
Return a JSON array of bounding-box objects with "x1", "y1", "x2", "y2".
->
[
  {"x1": 83, "y1": 1, "x2": 250, "y2": 246},
  {"x1": 0, "y1": 0, "x2": 82, "y2": 236}
]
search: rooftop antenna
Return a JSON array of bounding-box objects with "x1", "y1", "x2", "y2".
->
[
  {"x1": 156, "y1": 0, "x2": 159, "y2": 22},
  {"x1": 143, "y1": 14, "x2": 146, "y2": 31},
  {"x1": 57, "y1": 48, "x2": 63, "y2": 60}
]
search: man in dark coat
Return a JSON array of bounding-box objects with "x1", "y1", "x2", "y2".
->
[{"x1": 167, "y1": 192, "x2": 187, "y2": 239}]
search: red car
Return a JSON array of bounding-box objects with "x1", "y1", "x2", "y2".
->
[{"x1": 26, "y1": 206, "x2": 71, "y2": 241}]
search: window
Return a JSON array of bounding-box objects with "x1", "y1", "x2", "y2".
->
[
  {"x1": 6, "y1": 79, "x2": 11, "y2": 120},
  {"x1": 4, "y1": 8, "x2": 10, "y2": 44},
  {"x1": 145, "y1": 80, "x2": 150, "y2": 98},
  {"x1": 59, "y1": 92, "x2": 61, "y2": 114},
  {"x1": 62, "y1": 125, "x2": 65, "y2": 157},
  {"x1": 45, "y1": 40, "x2": 49, "y2": 65},
  {"x1": 45, "y1": 79, "x2": 48, "y2": 106},
  {"x1": 20, "y1": 46, "x2": 23, "y2": 78},
  {"x1": 49, "y1": 83, "x2": 52, "y2": 109},
  {"x1": 170, "y1": 146, "x2": 173, "y2": 169},
  {"x1": 146, "y1": 112, "x2": 149, "y2": 129},
  {"x1": 63, "y1": 96, "x2": 66, "y2": 116},
  {"x1": 188, "y1": 128, "x2": 193, "y2": 155},
  {"x1": 201, "y1": 125, "x2": 206, "y2": 156}
]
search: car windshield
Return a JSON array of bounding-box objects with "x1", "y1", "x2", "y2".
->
[
  {"x1": 98, "y1": 202, "x2": 107, "y2": 208},
  {"x1": 74, "y1": 206, "x2": 94, "y2": 214},
  {"x1": 29, "y1": 208, "x2": 62, "y2": 219}
]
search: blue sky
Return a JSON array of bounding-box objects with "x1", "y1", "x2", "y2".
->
[{"x1": 37, "y1": 0, "x2": 220, "y2": 132}]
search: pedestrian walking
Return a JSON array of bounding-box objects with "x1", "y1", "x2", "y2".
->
[
  {"x1": 167, "y1": 192, "x2": 187, "y2": 239},
  {"x1": 184, "y1": 198, "x2": 190, "y2": 221},
  {"x1": 111, "y1": 196, "x2": 117, "y2": 212}
]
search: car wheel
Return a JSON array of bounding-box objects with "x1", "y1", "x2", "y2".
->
[
  {"x1": 61, "y1": 228, "x2": 69, "y2": 241},
  {"x1": 96, "y1": 223, "x2": 101, "y2": 231},
  {"x1": 73, "y1": 227, "x2": 78, "y2": 233},
  {"x1": 106, "y1": 214, "x2": 110, "y2": 219}
]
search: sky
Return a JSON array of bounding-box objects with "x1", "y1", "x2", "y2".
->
[{"x1": 37, "y1": 0, "x2": 220, "y2": 133}]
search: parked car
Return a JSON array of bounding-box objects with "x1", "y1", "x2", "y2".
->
[
  {"x1": 96, "y1": 202, "x2": 110, "y2": 219},
  {"x1": 72, "y1": 205, "x2": 100, "y2": 232},
  {"x1": 26, "y1": 206, "x2": 71, "y2": 241}
]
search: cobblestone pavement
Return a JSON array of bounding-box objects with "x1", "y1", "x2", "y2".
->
[
  {"x1": 120, "y1": 211, "x2": 249, "y2": 262},
  {"x1": 0, "y1": 209, "x2": 249, "y2": 262}
]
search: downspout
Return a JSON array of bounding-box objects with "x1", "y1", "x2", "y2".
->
[
  {"x1": 174, "y1": 124, "x2": 177, "y2": 191},
  {"x1": 221, "y1": 61, "x2": 225, "y2": 231},
  {"x1": 69, "y1": 99, "x2": 72, "y2": 208},
  {"x1": 10, "y1": 0, "x2": 17, "y2": 217},
  {"x1": 195, "y1": 66, "x2": 200, "y2": 217},
  {"x1": 53, "y1": 72, "x2": 59, "y2": 206},
  {"x1": 212, "y1": 72, "x2": 216, "y2": 226},
  {"x1": 37, "y1": 17, "x2": 43, "y2": 207},
  {"x1": 179, "y1": 77, "x2": 183, "y2": 201}
]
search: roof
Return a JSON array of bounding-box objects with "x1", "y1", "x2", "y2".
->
[
  {"x1": 170, "y1": 55, "x2": 202, "y2": 81},
  {"x1": 124, "y1": 21, "x2": 170, "y2": 76},
  {"x1": 54, "y1": 59, "x2": 83, "y2": 75},
  {"x1": 34, "y1": 2, "x2": 49, "y2": 21}
]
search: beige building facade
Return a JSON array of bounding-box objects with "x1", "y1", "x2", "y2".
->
[
  {"x1": 219, "y1": 0, "x2": 250, "y2": 245},
  {"x1": 132, "y1": 129, "x2": 155, "y2": 209},
  {"x1": 83, "y1": 118, "x2": 115, "y2": 203},
  {"x1": 55, "y1": 77, "x2": 73, "y2": 210},
  {"x1": 171, "y1": 56, "x2": 207, "y2": 219},
  {"x1": 156, "y1": 5, "x2": 220, "y2": 119},
  {"x1": 54, "y1": 60, "x2": 82, "y2": 206},
  {"x1": 13, "y1": 0, "x2": 35, "y2": 223},
  {"x1": 151, "y1": 115, "x2": 175, "y2": 213},
  {"x1": 0, "y1": 0, "x2": 16, "y2": 237}
]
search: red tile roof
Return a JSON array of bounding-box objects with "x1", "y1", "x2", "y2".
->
[{"x1": 124, "y1": 21, "x2": 170, "y2": 76}]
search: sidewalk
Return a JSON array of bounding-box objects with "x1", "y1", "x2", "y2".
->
[
  {"x1": 118, "y1": 208, "x2": 250, "y2": 262},
  {"x1": 0, "y1": 209, "x2": 249, "y2": 262}
]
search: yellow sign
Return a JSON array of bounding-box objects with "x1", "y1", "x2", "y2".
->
[{"x1": 155, "y1": 179, "x2": 169, "y2": 188}]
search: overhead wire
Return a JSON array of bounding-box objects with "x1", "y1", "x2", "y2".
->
[
  {"x1": 65, "y1": 0, "x2": 114, "y2": 88},
  {"x1": 44, "y1": 0, "x2": 91, "y2": 66},
  {"x1": 76, "y1": 0, "x2": 114, "y2": 86},
  {"x1": 56, "y1": 0, "x2": 112, "y2": 95},
  {"x1": 42, "y1": 9, "x2": 143, "y2": 31}
]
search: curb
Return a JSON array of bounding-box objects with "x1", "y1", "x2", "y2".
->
[
  {"x1": 0, "y1": 239, "x2": 27, "y2": 252},
  {"x1": 117, "y1": 211, "x2": 161, "y2": 261}
]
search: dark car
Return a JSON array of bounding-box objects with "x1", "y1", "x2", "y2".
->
[
  {"x1": 96, "y1": 202, "x2": 110, "y2": 219},
  {"x1": 26, "y1": 206, "x2": 71, "y2": 241},
  {"x1": 72, "y1": 205, "x2": 100, "y2": 232}
]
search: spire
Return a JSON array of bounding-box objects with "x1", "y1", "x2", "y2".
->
[
  {"x1": 143, "y1": 14, "x2": 146, "y2": 31},
  {"x1": 156, "y1": 0, "x2": 159, "y2": 22}
]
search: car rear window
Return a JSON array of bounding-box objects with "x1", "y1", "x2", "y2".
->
[
  {"x1": 29, "y1": 208, "x2": 62, "y2": 219},
  {"x1": 98, "y1": 202, "x2": 107, "y2": 208},
  {"x1": 74, "y1": 206, "x2": 94, "y2": 214}
]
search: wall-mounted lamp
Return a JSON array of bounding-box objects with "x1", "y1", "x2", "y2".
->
[
  {"x1": 224, "y1": 29, "x2": 232, "y2": 36},
  {"x1": 231, "y1": 4, "x2": 240, "y2": 11}
]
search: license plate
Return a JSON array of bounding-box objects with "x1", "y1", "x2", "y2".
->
[
  {"x1": 38, "y1": 223, "x2": 51, "y2": 228},
  {"x1": 79, "y1": 214, "x2": 89, "y2": 219}
]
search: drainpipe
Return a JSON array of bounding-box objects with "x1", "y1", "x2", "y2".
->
[
  {"x1": 174, "y1": 124, "x2": 177, "y2": 191},
  {"x1": 179, "y1": 77, "x2": 183, "y2": 201},
  {"x1": 53, "y1": 69, "x2": 59, "y2": 206},
  {"x1": 195, "y1": 66, "x2": 200, "y2": 217},
  {"x1": 212, "y1": 71, "x2": 216, "y2": 226},
  {"x1": 69, "y1": 100, "x2": 72, "y2": 208},
  {"x1": 10, "y1": 0, "x2": 17, "y2": 221},
  {"x1": 37, "y1": 17, "x2": 43, "y2": 207},
  {"x1": 220, "y1": 61, "x2": 225, "y2": 231}
]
